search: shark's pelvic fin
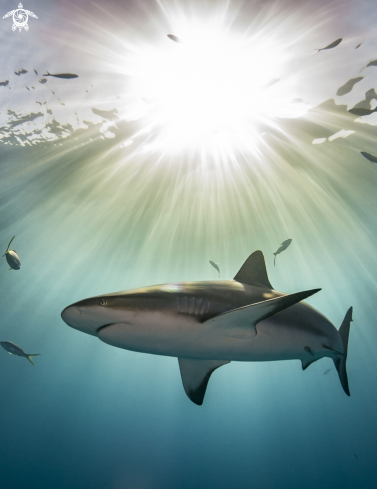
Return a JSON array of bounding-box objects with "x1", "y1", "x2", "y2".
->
[
  {"x1": 301, "y1": 358, "x2": 317, "y2": 370},
  {"x1": 233, "y1": 250, "x2": 273, "y2": 288},
  {"x1": 333, "y1": 307, "x2": 353, "y2": 396},
  {"x1": 26, "y1": 354, "x2": 40, "y2": 366},
  {"x1": 178, "y1": 358, "x2": 230, "y2": 405},
  {"x1": 203, "y1": 289, "x2": 321, "y2": 337}
]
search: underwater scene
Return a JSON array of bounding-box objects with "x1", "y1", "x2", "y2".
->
[{"x1": 1, "y1": 0, "x2": 377, "y2": 487}]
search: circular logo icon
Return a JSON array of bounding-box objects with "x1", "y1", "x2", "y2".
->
[{"x1": 12, "y1": 7, "x2": 28, "y2": 31}]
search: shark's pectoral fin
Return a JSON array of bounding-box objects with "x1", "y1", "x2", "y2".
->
[
  {"x1": 202, "y1": 289, "x2": 321, "y2": 338},
  {"x1": 178, "y1": 358, "x2": 230, "y2": 405}
]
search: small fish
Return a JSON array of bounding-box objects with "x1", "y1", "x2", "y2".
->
[
  {"x1": 317, "y1": 38, "x2": 342, "y2": 52},
  {"x1": 356, "y1": 44, "x2": 361, "y2": 49},
  {"x1": 43, "y1": 71, "x2": 78, "y2": 79},
  {"x1": 0, "y1": 80, "x2": 9, "y2": 87},
  {"x1": 323, "y1": 368, "x2": 332, "y2": 375},
  {"x1": 366, "y1": 59, "x2": 377, "y2": 67},
  {"x1": 167, "y1": 34, "x2": 182, "y2": 44},
  {"x1": 273, "y1": 238, "x2": 292, "y2": 266},
  {"x1": 360, "y1": 152, "x2": 377, "y2": 164},
  {"x1": 0, "y1": 341, "x2": 40, "y2": 365},
  {"x1": 34, "y1": 69, "x2": 38, "y2": 75},
  {"x1": 209, "y1": 260, "x2": 220, "y2": 278},
  {"x1": 39, "y1": 78, "x2": 47, "y2": 84},
  {"x1": 26, "y1": 87, "x2": 30, "y2": 91},
  {"x1": 349, "y1": 107, "x2": 377, "y2": 116},
  {"x1": 354, "y1": 454, "x2": 358, "y2": 461},
  {"x1": 2, "y1": 236, "x2": 21, "y2": 271},
  {"x1": 14, "y1": 69, "x2": 28, "y2": 76}
]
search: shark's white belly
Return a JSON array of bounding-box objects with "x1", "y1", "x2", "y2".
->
[{"x1": 97, "y1": 310, "x2": 321, "y2": 362}]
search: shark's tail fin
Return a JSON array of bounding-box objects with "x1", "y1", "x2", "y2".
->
[
  {"x1": 333, "y1": 307, "x2": 353, "y2": 396},
  {"x1": 26, "y1": 354, "x2": 40, "y2": 366}
]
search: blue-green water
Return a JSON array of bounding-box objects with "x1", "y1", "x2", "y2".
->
[{"x1": 1, "y1": 0, "x2": 377, "y2": 487}]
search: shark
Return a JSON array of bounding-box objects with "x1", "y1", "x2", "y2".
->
[{"x1": 61, "y1": 250, "x2": 352, "y2": 405}]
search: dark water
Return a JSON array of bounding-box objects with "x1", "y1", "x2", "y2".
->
[{"x1": 1, "y1": 0, "x2": 377, "y2": 488}]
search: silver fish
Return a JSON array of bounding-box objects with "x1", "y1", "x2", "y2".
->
[
  {"x1": 0, "y1": 341, "x2": 40, "y2": 365},
  {"x1": 2, "y1": 236, "x2": 21, "y2": 271}
]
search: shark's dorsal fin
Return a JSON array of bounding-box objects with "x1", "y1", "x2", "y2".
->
[
  {"x1": 203, "y1": 289, "x2": 321, "y2": 338},
  {"x1": 178, "y1": 358, "x2": 230, "y2": 405},
  {"x1": 233, "y1": 250, "x2": 273, "y2": 288}
]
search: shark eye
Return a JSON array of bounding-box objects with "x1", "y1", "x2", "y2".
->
[{"x1": 99, "y1": 299, "x2": 107, "y2": 306}]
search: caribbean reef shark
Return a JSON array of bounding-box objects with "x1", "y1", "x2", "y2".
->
[{"x1": 61, "y1": 250, "x2": 352, "y2": 405}]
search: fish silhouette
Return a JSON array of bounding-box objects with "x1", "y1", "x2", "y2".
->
[
  {"x1": 360, "y1": 152, "x2": 377, "y2": 164},
  {"x1": 317, "y1": 38, "x2": 342, "y2": 52},
  {"x1": 209, "y1": 260, "x2": 220, "y2": 278},
  {"x1": 167, "y1": 34, "x2": 182, "y2": 44},
  {"x1": 273, "y1": 239, "x2": 292, "y2": 266},
  {"x1": 43, "y1": 72, "x2": 78, "y2": 79}
]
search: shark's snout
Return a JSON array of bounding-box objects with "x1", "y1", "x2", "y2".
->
[
  {"x1": 61, "y1": 304, "x2": 99, "y2": 337},
  {"x1": 61, "y1": 305, "x2": 82, "y2": 328}
]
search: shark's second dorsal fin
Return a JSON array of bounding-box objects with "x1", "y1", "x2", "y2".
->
[
  {"x1": 178, "y1": 358, "x2": 230, "y2": 405},
  {"x1": 234, "y1": 250, "x2": 273, "y2": 289}
]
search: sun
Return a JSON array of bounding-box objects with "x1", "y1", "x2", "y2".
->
[{"x1": 127, "y1": 22, "x2": 294, "y2": 159}]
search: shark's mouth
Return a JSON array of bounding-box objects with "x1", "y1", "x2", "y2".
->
[{"x1": 96, "y1": 323, "x2": 116, "y2": 335}]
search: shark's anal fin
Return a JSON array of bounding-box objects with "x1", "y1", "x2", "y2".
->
[
  {"x1": 178, "y1": 358, "x2": 230, "y2": 405},
  {"x1": 203, "y1": 289, "x2": 321, "y2": 338},
  {"x1": 234, "y1": 250, "x2": 273, "y2": 288},
  {"x1": 302, "y1": 346, "x2": 317, "y2": 370}
]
